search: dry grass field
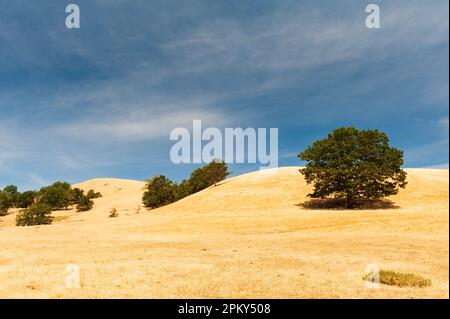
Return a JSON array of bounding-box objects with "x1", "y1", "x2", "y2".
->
[{"x1": 0, "y1": 167, "x2": 448, "y2": 298}]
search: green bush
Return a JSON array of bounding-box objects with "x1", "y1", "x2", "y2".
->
[
  {"x1": 1, "y1": 186, "x2": 38, "y2": 213},
  {"x1": 175, "y1": 179, "x2": 192, "y2": 200},
  {"x1": 142, "y1": 160, "x2": 230, "y2": 209},
  {"x1": 70, "y1": 188, "x2": 85, "y2": 205},
  {"x1": 38, "y1": 182, "x2": 72, "y2": 210},
  {"x1": 86, "y1": 189, "x2": 102, "y2": 199},
  {"x1": 76, "y1": 195, "x2": 94, "y2": 212},
  {"x1": 203, "y1": 159, "x2": 230, "y2": 186},
  {"x1": 2, "y1": 182, "x2": 100, "y2": 218},
  {"x1": 188, "y1": 167, "x2": 209, "y2": 194},
  {"x1": 0, "y1": 191, "x2": 13, "y2": 216},
  {"x1": 16, "y1": 203, "x2": 53, "y2": 226},
  {"x1": 142, "y1": 175, "x2": 177, "y2": 209},
  {"x1": 69, "y1": 188, "x2": 100, "y2": 212},
  {"x1": 188, "y1": 159, "x2": 230, "y2": 193},
  {"x1": 3, "y1": 185, "x2": 18, "y2": 206},
  {"x1": 16, "y1": 190, "x2": 36, "y2": 208},
  {"x1": 109, "y1": 208, "x2": 118, "y2": 218}
]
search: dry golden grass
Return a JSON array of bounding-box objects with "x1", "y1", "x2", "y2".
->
[{"x1": 0, "y1": 167, "x2": 448, "y2": 298}]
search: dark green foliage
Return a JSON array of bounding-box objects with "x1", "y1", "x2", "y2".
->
[
  {"x1": 1, "y1": 186, "x2": 36, "y2": 214},
  {"x1": 86, "y1": 189, "x2": 102, "y2": 199},
  {"x1": 188, "y1": 166, "x2": 209, "y2": 194},
  {"x1": 38, "y1": 182, "x2": 72, "y2": 210},
  {"x1": 1, "y1": 186, "x2": 36, "y2": 212},
  {"x1": 3, "y1": 185, "x2": 18, "y2": 206},
  {"x1": 70, "y1": 188, "x2": 84, "y2": 205},
  {"x1": 299, "y1": 127, "x2": 407, "y2": 208},
  {"x1": 0, "y1": 181, "x2": 101, "y2": 225},
  {"x1": 142, "y1": 160, "x2": 230, "y2": 209},
  {"x1": 0, "y1": 185, "x2": 18, "y2": 213},
  {"x1": 3, "y1": 185, "x2": 18, "y2": 195},
  {"x1": 142, "y1": 175, "x2": 177, "y2": 209},
  {"x1": 187, "y1": 159, "x2": 230, "y2": 194},
  {"x1": 68, "y1": 188, "x2": 100, "y2": 212},
  {"x1": 16, "y1": 190, "x2": 37, "y2": 208},
  {"x1": 15, "y1": 203, "x2": 53, "y2": 226},
  {"x1": 175, "y1": 179, "x2": 192, "y2": 200},
  {"x1": 203, "y1": 159, "x2": 230, "y2": 186},
  {"x1": 0, "y1": 191, "x2": 13, "y2": 216},
  {"x1": 76, "y1": 195, "x2": 94, "y2": 212}
]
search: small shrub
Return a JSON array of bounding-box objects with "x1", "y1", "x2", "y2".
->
[
  {"x1": 76, "y1": 196, "x2": 94, "y2": 212},
  {"x1": 70, "y1": 188, "x2": 84, "y2": 205},
  {"x1": 363, "y1": 270, "x2": 431, "y2": 288},
  {"x1": 86, "y1": 189, "x2": 102, "y2": 199},
  {"x1": 109, "y1": 208, "x2": 118, "y2": 218},
  {"x1": 16, "y1": 203, "x2": 53, "y2": 226},
  {"x1": 0, "y1": 206, "x2": 8, "y2": 216}
]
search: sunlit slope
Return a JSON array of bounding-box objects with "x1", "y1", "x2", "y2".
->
[
  {"x1": 73, "y1": 178, "x2": 146, "y2": 221},
  {"x1": 153, "y1": 167, "x2": 449, "y2": 234},
  {"x1": 0, "y1": 167, "x2": 448, "y2": 298}
]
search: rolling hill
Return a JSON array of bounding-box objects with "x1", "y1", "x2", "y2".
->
[{"x1": 0, "y1": 167, "x2": 448, "y2": 298}]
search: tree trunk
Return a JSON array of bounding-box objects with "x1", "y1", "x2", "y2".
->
[{"x1": 346, "y1": 193, "x2": 353, "y2": 209}]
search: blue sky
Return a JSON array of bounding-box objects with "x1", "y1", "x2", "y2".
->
[{"x1": 0, "y1": 0, "x2": 448, "y2": 190}]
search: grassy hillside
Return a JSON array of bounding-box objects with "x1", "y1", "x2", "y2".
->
[{"x1": 0, "y1": 167, "x2": 448, "y2": 298}]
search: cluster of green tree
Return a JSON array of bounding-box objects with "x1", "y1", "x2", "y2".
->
[
  {"x1": 142, "y1": 159, "x2": 230, "y2": 209},
  {"x1": 33, "y1": 182, "x2": 101, "y2": 212},
  {"x1": 299, "y1": 127, "x2": 407, "y2": 208},
  {"x1": 0, "y1": 182, "x2": 101, "y2": 226},
  {"x1": 15, "y1": 203, "x2": 53, "y2": 227},
  {"x1": 0, "y1": 185, "x2": 36, "y2": 216}
]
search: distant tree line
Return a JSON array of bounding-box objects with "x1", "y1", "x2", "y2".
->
[
  {"x1": 1, "y1": 160, "x2": 229, "y2": 225},
  {"x1": 142, "y1": 159, "x2": 230, "y2": 209},
  {"x1": 0, "y1": 182, "x2": 101, "y2": 226}
]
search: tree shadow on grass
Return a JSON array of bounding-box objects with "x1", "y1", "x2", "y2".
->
[{"x1": 296, "y1": 198, "x2": 400, "y2": 210}]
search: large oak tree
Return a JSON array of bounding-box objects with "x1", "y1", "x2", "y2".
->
[{"x1": 299, "y1": 127, "x2": 407, "y2": 208}]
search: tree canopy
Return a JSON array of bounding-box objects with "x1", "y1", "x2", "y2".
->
[
  {"x1": 142, "y1": 159, "x2": 230, "y2": 209},
  {"x1": 299, "y1": 127, "x2": 407, "y2": 208}
]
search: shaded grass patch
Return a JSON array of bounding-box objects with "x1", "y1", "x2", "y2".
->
[
  {"x1": 298, "y1": 198, "x2": 399, "y2": 210},
  {"x1": 363, "y1": 270, "x2": 432, "y2": 288}
]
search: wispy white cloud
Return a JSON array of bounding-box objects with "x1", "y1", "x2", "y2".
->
[
  {"x1": 161, "y1": 0, "x2": 448, "y2": 100},
  {"x1": 57, "y1": 108, "x2": 234, "y2": 141},
  {"x1": 0, "y1": 0, "x2": 448, "y2": 188}
]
